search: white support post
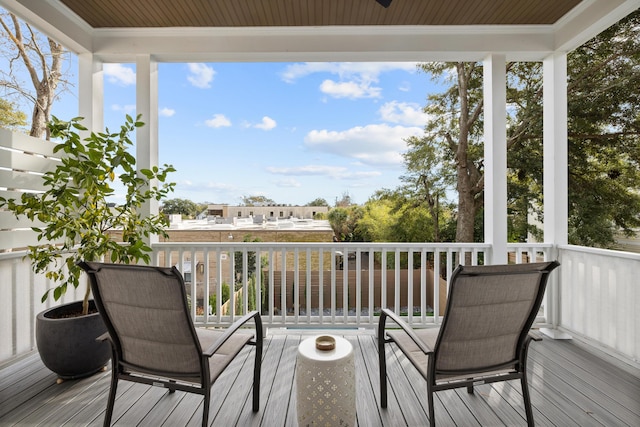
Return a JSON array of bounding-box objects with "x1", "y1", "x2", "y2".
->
[
  {"x1": 541, "y1": 52, "x2": 571, "y2": 340},
  {"x1": 136, "y1": 55, "x2": 160, "y2": 244},
  {"x1": 543, "y1": 53, "x2": 569, "y2": 246},
  {"x1": 78, "y1": 53, "x2": 103, "y2": 133},
  {"x1": 483, "y1": 54, "x2": 508, "y2": 264}
]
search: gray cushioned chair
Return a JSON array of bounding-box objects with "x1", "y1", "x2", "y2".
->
[
  {"x1": 79, "y1": 261, "x2": 262, "y2": 427},
  {"x1": 378, "y1": 261, "x2": 559, "y2": 427}
]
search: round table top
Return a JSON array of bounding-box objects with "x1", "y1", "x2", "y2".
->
[{"x1": 298, "y1": 335, "x2": 353, "y2": 362}]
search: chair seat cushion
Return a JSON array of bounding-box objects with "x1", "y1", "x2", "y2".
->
[
  {"x1": 196, "y1": 328, "x2": 254, "y2": 383},
  {"x1": 387, "y1": 328, "x2": 439, "y2": 379},
  {"x1": 387, "y1": 327, "x2": 517, "y2": 383}
]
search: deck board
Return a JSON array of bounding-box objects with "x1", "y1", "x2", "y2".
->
[{"x1": 0, "y1": 330, "x2": 639, "y2": 427}]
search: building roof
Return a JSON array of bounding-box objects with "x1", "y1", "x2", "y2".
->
[{"x1": 169, "y1": 217, "x2": 332, "y2": 231}]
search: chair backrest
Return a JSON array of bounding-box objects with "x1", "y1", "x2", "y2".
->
[
  {"x1": 80, "y1": 261, "x2": 204, "y2": 379},
  {"x1": 434, "y1": 261, "x2": 559, "y2": 375}
]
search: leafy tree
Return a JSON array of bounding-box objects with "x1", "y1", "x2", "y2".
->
[
  {"x1": 306, "y1": 197, "x2": 329, "y2": 206},
  {"x1": 0, "y1": 12, "x2": 68, "y2": 139},
  {"x1": 234, "y1": 235, "x2": 262, "y2": 282},
  {"x1": 359, "y1": 190, "x2": 456, "y2": 243},
  {"x1": 241, "y1": 195, "x2": 275, "y2": 206},
  {"x1": 162, "y1": 198, "x2": 201, "y2": 218},
  {"x1": 0, "y1": 97, "x2": 26, "y2": 131},
  {"x1": 400, "y1": 134, "x2": 455, "y2": 242},
  {"x1": 564, "y1": 12, "x2": 640, "y2": 246},
  {"x1": 406, "y1": 62, "x2": 484, "y2": 243},
  {"x1": 503, "y1": 13, "x2": 640, "y2": 247},
  {"x1": 356, "y1": 196, "x2": 395, "y2": 242},
  {"x1": 328, "y1": 205, "x2": 365, "y2": 242},
  {"x1": 334, "y1": 192, "x2": 355, "y2": 207},
  {"x1": 404, "y1": 11, "x2": 640, "y2": 247}
]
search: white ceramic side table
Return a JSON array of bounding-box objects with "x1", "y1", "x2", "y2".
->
[{"x1": 296, "y1": 335, "x2": 356, "y2": 427}]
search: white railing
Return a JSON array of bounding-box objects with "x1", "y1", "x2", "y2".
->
[
  {"x1": 0, "y1": 251, "x2": 84, "y2": 366},
  {"x1": 557, "y1": 245, "x2": 640, "y2": 368},
  {"x1": 152, "y1": 242, "x2": 553, "y2": 329},
  {"x1": 7, "y1": 241, "x2": 640, "y2": 371}
]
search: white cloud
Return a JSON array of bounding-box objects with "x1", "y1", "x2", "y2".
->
[
  {"x1": 187, "y1": 63, "x2": 215, "y2": 89},
  {"x1": 281, "y1": 62, "x2": 416, "y2": 83},
  {"x1": 178, "y1": 179, "x2": 238, "y2": 193},
  {"x1": 275, "y1": 178, "x2": 302, "y2": 188},
  {"x1": 205, "y1": 114, "x2": 231, "y2": 128},
  {"x1": 254, "y1": 116, "x2": 277, "y2": 130},
  {"x1": 304, "y1": 123, "x2": 422, "y2": 166},
  {"x1": 159, "y1": 107, "x2": 175, "y2": 117},
  {"x1": 111, "y1": 104, "x2": 136, "y2": 114},
  {"x1": 281, "y1": 62, "x2": 417, "y2": 100},
  {"x1": 319, "y1": 80, "x2": 381, "y2": 99},
  {"x1": 267, "y1": 165, "x2": 382, "y2": 180},
  {"x1": 267, "y1": 165, "x2": 345, "y2": 176},
  {"x1": 378, "y1": 101, "x2": 428, "y2": 126},
  {"x1": 104, "y1": 64, "x2": 136, "y2": 86}
]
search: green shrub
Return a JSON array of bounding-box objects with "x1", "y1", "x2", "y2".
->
[{"x1": 209, "y1": 282, "x2": 230, "y2": 313}]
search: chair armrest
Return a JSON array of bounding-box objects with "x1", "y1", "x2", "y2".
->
[
  {"x1": 203, "y1": 310, "x2": 262, "y2": 357},
  {"x1": 528, "y1": 330, "x2": 543, "y2": 342},
  {"x1": 96, "y1": 332, "x2": 111, "y2": 343},
  {"x1": 380, "y1": 308, "x2": 433, "y2": 355}
]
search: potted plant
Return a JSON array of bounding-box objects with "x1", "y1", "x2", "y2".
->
[{"x1": 0, "y1": 114, "x2": 175, "y2": 380}]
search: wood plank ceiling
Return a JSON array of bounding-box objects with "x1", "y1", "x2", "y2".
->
[{"x1": 59, "y1": 0, "x2": 583, "y2": 28}]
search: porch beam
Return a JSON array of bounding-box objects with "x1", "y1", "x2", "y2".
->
[
  {"x1": 483, "y1": 54, "x2": 508, "y2": 264},
  {"x1": 135, "y1": 55, "x2": 160, "y2": 243}
]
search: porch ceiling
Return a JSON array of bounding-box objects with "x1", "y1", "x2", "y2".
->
[
  {"x1": 1, "y1": 0, "x2": 639, "y2": 62},
  {"x1": 59, "y1": 0, "x2": 581, "y2": 28}
]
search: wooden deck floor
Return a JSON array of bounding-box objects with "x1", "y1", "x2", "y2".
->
[{"x1": 1, "y1": 330, "x2": 639, "y2": 426}]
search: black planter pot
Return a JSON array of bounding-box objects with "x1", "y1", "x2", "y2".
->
[{"x1": 35, "y1": 300, "x2": 111, "y2": 380}]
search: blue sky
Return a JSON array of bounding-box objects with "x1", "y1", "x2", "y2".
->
[{"x1": 51, "y1": 60, "x2": 438, "y2": 206}]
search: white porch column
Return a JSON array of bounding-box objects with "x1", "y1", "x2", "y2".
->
[
  {"x1": 541, "y1": 52, "x2": 571, "y2": 340},
  {"x1": 543, "y1": 53, "x2": 569, "y2": 246},
  {"x1": 483, "y1": 54, "x2": 508, "y2": 264},
  {"x1": 136, "y1": 55, "x2": 160, "y2": 243},
  {"x1": 78, "y1": 53, "x2": 103, "y2": 132}
]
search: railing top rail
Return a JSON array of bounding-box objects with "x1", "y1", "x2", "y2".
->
[
  {"x1": 506, "y1": 243, "x2": 554, "y2": 248},
  {"x1": 558, "y1": 244, "x2": 640, "y2": 261},
  {"x1": 0, "y1": 250, "x2": 29, "y2": 261},
  {"x1": 153, "y1": 241, "x2": 492, "y2": 249}
]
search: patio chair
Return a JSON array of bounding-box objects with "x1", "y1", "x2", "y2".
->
[
  {"x1": 79, "y1": 261, "x2": 263, "y2": 427},
  {"x1": 378, "y1": 261, "x2": 559, "y2": 427}
]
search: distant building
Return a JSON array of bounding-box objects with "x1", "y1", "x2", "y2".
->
[{"x1": 206, "y1": 204, "x2": 328, "y2": 220}]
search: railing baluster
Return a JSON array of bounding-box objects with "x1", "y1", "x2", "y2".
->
[
  {"x1": 318, "y1": 248, "x2": 324, "y2": 324},
  {"x1": 342, "y1": 248, "x2": 348, "y2": 325},
  {"x1": 355, "y1": 248, "x2": 362, "y2": 327}
]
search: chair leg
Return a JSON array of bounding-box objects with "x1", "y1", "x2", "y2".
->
[
  {"x1": 168, "y1": 379, "x2": 176, "y2": 394},
  {"x1": 252, "y1": 335, "x2": 263, "y2": 412},
  {"x1": 103, "y1": 369, "x2": 118, "y2": 427},
  {"x1": 521, "y1": 374, "x2": 535, "y2": 427},
  {"x1": 427, "y1": 384, "x2": 435, "y2": 427},
  {"x1": 378, "y1": 338, "x2": 388, "y2": 408},
  {"x1": 202, "y1": 387, "x2": 210, "y2": 427}
]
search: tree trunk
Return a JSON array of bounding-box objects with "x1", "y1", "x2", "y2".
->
[
  {"x1": 1, "y1": 14, "x2": 64, "y2": 140},
  {"x1": 30, "y1": 89, "x2": 48, "y2": 138},
  {"x1": 450, "y1": 62, "x2": 484, "y2": 242},
  {"x1": 455, "y1": 62, "x2": 478, "y2": 243}
]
